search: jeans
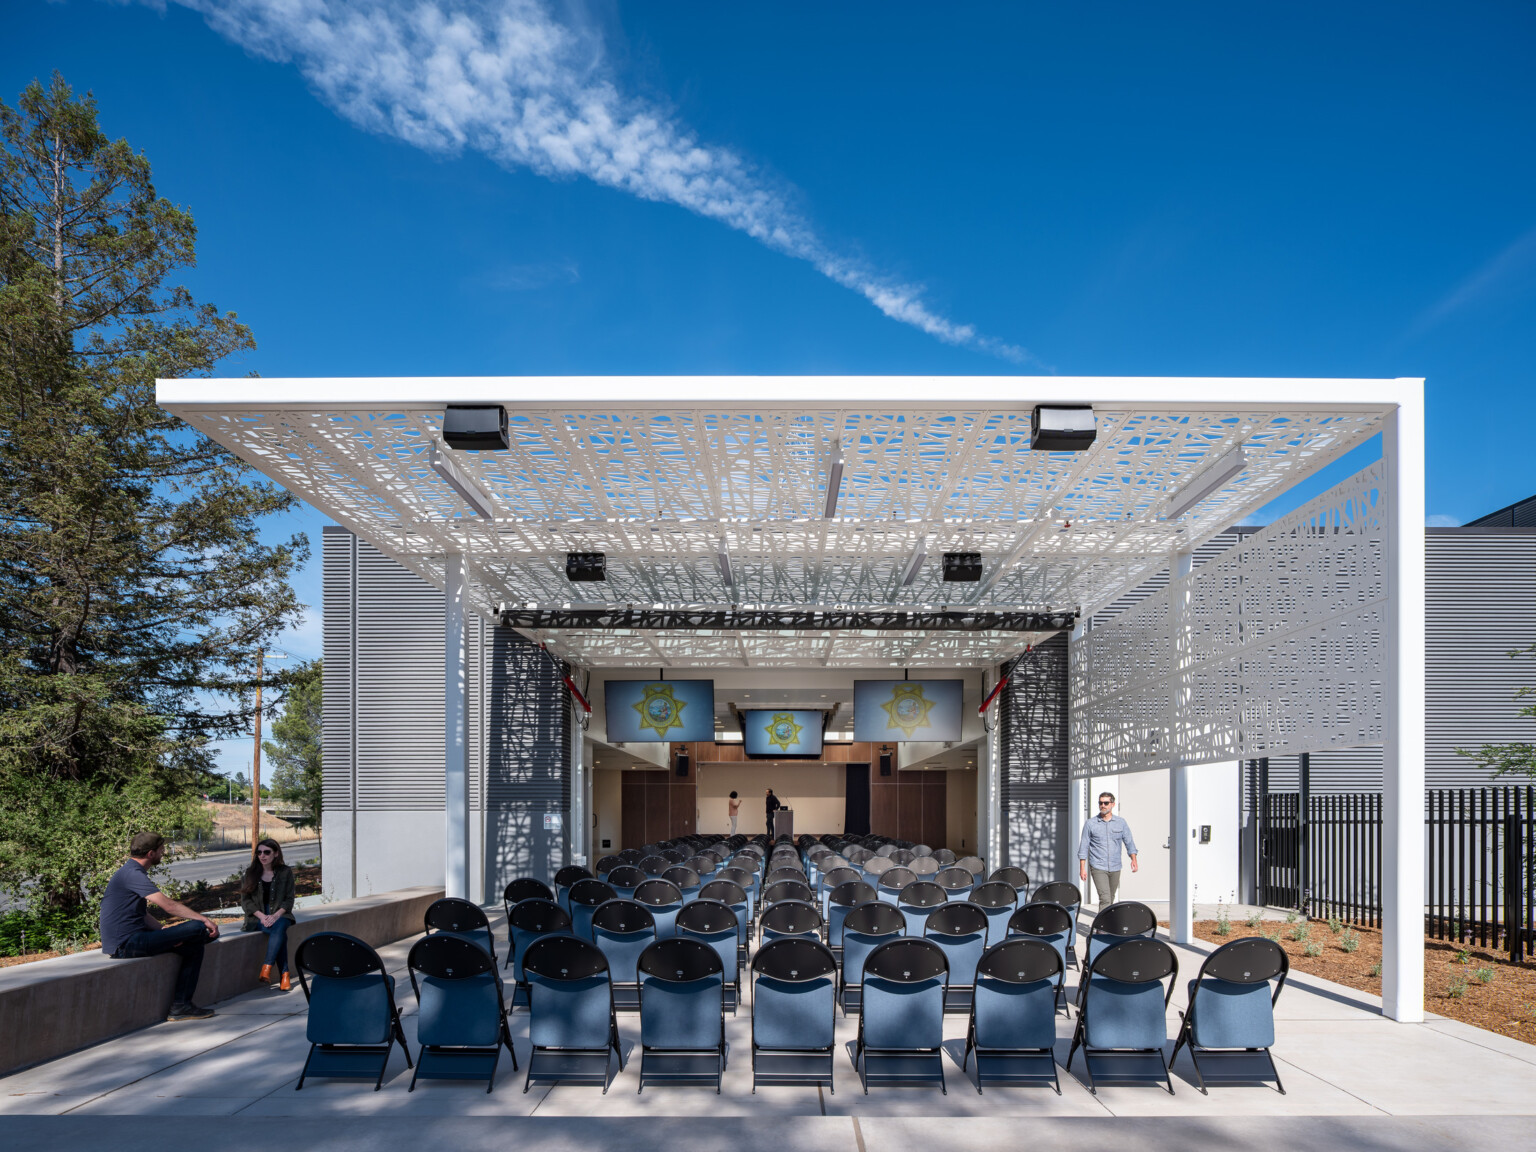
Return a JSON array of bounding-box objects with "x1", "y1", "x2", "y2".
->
[
  {"x1": 257, "y1": 916, "x2": 292, "y2": 972},
  {"x1": 1089, "y1": 867, "x2": 1121, "y2": 907},
  {"x1": 114, "y1": 920, "x2": 210, "y2": 1006}
]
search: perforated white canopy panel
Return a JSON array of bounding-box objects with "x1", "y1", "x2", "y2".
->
[{"x1": 157, "y1": 377, "x2": 1400, "y2": 668}]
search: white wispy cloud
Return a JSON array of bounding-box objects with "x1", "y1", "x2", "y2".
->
[
  {"x1": 150, "y1": 0, "x2": 1028, "y2": 361},
  {"x1": 1405, "y1": 223, "x2": 1536, "y2": 341}
]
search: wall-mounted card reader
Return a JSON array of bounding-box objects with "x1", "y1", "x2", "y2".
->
[{"x1": 1199, "y1": 825, "x2": 1212, "y2": 844}]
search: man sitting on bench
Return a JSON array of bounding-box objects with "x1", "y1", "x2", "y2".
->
[{"x1": 100, "y1": 832, "x2": 221, "y2": 1021}]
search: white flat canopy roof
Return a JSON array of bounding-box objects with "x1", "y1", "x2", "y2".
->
[{"x1": 158, "y1": 375, "x2": 1412, "y2": 667}]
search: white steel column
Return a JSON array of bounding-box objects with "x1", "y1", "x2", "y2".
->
[
  {"x1": 1068, "y1": 620, "x2": 1091, "y2": 905},
  {"x1": 443, "y1": 553, "x2": 470, "y2": 900},
  {"x1": 1169, "y1": 550, "x2": 1195, "y2": 944},
  {"x1": 569, "y1": 698, "x2": 587, "y2": 866},
  {"x1": 980, "y1": 665, "x2": 1003, "y2": 868},
  {"x1": 1382, "y1": 394, "x2": 1427, "y2": 1022}
]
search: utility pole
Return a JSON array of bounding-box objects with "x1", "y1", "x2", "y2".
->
[{"x1": 251, "y1": 649, "x2": 289, "y2": 858}]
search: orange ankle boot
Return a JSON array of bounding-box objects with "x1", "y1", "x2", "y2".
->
[
  {"x1": 280, "y1": 971, "x2": 291, "y2": 992},
  {"x1": 259, "y1": 963, "x2": 272, "y2": 984}
]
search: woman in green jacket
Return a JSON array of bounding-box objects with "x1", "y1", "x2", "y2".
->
[{"x1": 240, "y1": 838, "x2": 297, "y2": 990}]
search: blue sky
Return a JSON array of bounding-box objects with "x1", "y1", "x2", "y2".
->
[{"x1": 7, "y1": 1, "x2": 1536, "y2": 773}]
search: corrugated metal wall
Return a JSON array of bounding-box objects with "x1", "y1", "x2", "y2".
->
[{"x1": 999, "y1": 633, "x2": 1070, "y2": 881}]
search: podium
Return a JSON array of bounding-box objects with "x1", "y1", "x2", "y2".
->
[{"x1": 773, "y1": 809, "x2": 794, "y2": 842}]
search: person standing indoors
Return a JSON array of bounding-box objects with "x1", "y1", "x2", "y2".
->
[
  {"x1": 241, "y1": 838, "x2": 297, "y2": 990},
  {"x1": 765, "y1": 788, "x2": 782, "y2": 838},
  {"x1": 100, "y1": 832, "x2": 221, "y2": 1020},
  {"x1": 728, "y1": 791, "x2": 741, "y2": 836},
  {"x1": 1078, "y1": 792, "x2": 1139, "y2": 907}
]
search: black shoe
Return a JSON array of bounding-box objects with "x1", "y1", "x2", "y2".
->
[{"x1": 166, "y1": 1003, "x2": 216, "y2": 1021}]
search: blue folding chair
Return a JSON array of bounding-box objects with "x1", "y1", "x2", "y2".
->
[
  {"x1": 684, "y1": 855, "x2": 719, "y2": 882},
  {"x1": 636, "y1": 937, "x2": 728, "y2": 1092},
  {"x1": 990, "y1": 866, "x2": 1030, "y2": 892},
  {"x1": 760, "y1": 899, "x2": 823, "y2": 944},
  {"x1": 897, "y1": 880, "x2": 948, "y2": 937},
  {"x1": 934, "y1": 866, "x2": 976, "y2": 904},
  {"x1": 719, "y1": 866, "x2": 758, "y2": 921},
  {"x1": 1031, "y1": 881, "x2": 1084, "y2": 966},
  {"x1": 676, "y1": 899, "x2": 742, "y2": 1013},
  {"x1": 522, "y1": 934, "x2": 625, "y2": 1092},
  {"x1": 638, "y1": 854, "x2": 671, "y2": 878},
  {"x1": 424, "y1": 896, "x2": 498, "y2": 962},
  {"x1": 750, "y1": 938, "x2": 838, "y2": 1092},
  {"x1": 605, "y1": 865, "x2": 646, "y2": 901},
  {"x1": 501, "y1": 877, "x2": 554, "y2": 926},
  {"x1": 855, "y1": 938, "x2": 949, "y2": 1093},
  {"x1": 969, "y1": 880, "x2": 1019, "y2": 945},
  {"x1": 760, "y1": 879, "x2": 815, "y2": 920},
  {"x1": 553, "y1": 865, "x2": 593, "y2": 913},
  {"x1": 406, "y1": 934, "x2": 517, "y2": 1092},
  {"x1": 827, "y1": 880, "x2": 878, "y2": 953},
  {"x1": 507, "y1": 898, "x2": 571, "y2": 1006},
  {"x1": 1172, "y1": 937, "x2": 1289, "y2": 1094},
  {"x1": 1007, "y1": 901, "x2": 1074, "y2": 1015},
  {"x1": 924, "y1": 902, "x2": 989, "y2": 1013},
  {"x1": 876, "y1": 865, "x2": 917, "y2": 906},
  {"x1": 633, "y1": 878, "x2": 684, "y2": 939},
  {"x1": 1067, "y1": 937, "x2": 1179, "y2": 1095},
  {"x1": 964, "y1": 938, "x2": 1062, "y2": 1093},
  {"x1": 818, "y1": 865, "x2": 861, "y2": 917},
  {"x1": 861, "y1": 855, "x2": 895, "y2": 887},
  {"x1": 1076, "y1": 901, "x2": 1158, "y2": 1008},
  {"x1": 594, "y1": 854, "x2": 623, "y2": 876},
  {"x1": 699, "y1": 878, "x2": 751, "y2": 961},
  {"x1": 590, "y1": 898, "x2": 656, "y2": 1013},
  {"x1": 663, "y1": 865, "x2": 702, "y2": 904},
  {"x1": 294, "y1": 932, "x2": 411, "y2": 1091},
  {"x1": 567, "y1": 878, "x2": 618, "y2": 942},
  {"x1": 838, "y1": 900, "x2": 905, "y2": 1015}
]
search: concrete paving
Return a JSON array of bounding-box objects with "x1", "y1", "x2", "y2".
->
[{"x1": 4, "y1": 904, "x2": 1534, "y2": 1148}]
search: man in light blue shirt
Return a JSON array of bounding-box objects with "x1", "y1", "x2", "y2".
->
[{"x1": 1078, "y1": 792, "x2": 1139, "y2": 907}]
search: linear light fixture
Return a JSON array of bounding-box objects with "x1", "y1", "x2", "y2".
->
[
  {"x1": 824, "y1": 437, "x2": 844, "y2": 518},
  {"x1": 717, "y1": 537, "x2": 734, "y2": 587},
  {"x1": 899, "y1": 535, "x2": 928, "y2": 587},
  {"x1": 430, "y1": 443, "x2": 496, "y2": 519},
  {"x1": 1166, "y1": 445, "x2": 1248, "y2": 519}
]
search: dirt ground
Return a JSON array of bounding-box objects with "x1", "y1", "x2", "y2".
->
[
  {"x1": 1190, "y1": 916, "x2": 1536, "y2": 1043},
  {"x1": 0, "y1": 863, "x2": 322, "y2": 970}
]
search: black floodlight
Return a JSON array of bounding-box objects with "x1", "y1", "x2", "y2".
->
[
  {"x1": 942, "y1": 552, "x2": 983, "y2": 582},
  {"x1": 565, "y1": 552, "x2": 607, "y2": 582},
  {"x1": 1030, "y1": 404, "x2": 1096, "y2": 451},
  {"x1": 443, "y1": 404, "x2": 509, "y2": 451}
]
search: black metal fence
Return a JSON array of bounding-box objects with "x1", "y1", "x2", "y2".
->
[{"x1": 1259, "y1": 784, "x2": 1534, "y2": 961}]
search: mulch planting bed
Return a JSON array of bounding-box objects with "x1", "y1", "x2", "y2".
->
[{"x1": 1190, "y1": 917, "x2": 1536, "y2": 1043}]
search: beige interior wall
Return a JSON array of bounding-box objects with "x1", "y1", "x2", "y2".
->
[
  {"x1": 946, "y1": 768, "x2": 979, "y2": 855},
  {"x1": 696, "y1": 762, "x2": 847, "y2": 836},
  {"x1": 593, "y1": 769, "x2": 623, "y2": 855}
]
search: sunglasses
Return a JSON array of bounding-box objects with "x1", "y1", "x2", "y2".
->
[
  {"x1": 1098, "y1": 801, "x2": 1113, "y2": 806},
  {"x1": 257, "y1": 848, "x2": 276, "y2": 856}
]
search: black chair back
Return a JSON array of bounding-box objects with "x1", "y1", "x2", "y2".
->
[
  {"x1": 409, "y1": 933, "x2": 496, "y2": 980},
  {"x1": 761, "y1": 900, "x2": 823, "y2": 935},
  {"x1": 633, "y1": 879, "x2": 684, "y2": 907},
  {"x1": 898, "y1": 881, "x2": 947, "y2": 908},
  {"x1": 864, "y1": 938, "x2": 948, "y2": 982},
  {"x1": 591, "y1": 899, "x2": 655, "y2": 934},
  {"x1": 934, "y1": 867, "x2": 975, "y2": 891},
  {"x1": 594, "y1": 854, "x2": 623, "y2": 875},
  {"x1": 925, "y1": 902, "x2": 988, "y2": 937},
  {"x1": 639, "y1": 937, "x2": 724, "y2": 981},
  {"x1": 877, "y1": 866, "x2": 917, "y2": 891},
  {"x1": 969, "y1": 881, "x2": 1018, "y2": 909},
  {"x1": 1092, "y1": 938, "x2": 1177, "y2": 984},
  {"x1": 821, "y1": 866, "x2": 860, "y2": 889},
  {"x1": 718, "y1": 867, "x2": 755, "y2": 888},
  {"x1": 767, "y1": 866, "x2": 806, "y2": 885},
  {"x1": 661, "y1": 848, "x2": 689, "y2": 864},
  {"x1": 523, "y1": 934, "x2": 610, "y2": 981},
  {"x1": 844, "y1": 901, "x2": 904, "y2": 935},
  {"x1": 890, "y1": 848, "x2": 917, "y2": 866},
  {"x1": 554, "y1": 865, "x2": 593, "y2": 888},
  {"x1": 828, "y1": 880, "x2": 878, "y2": 908},
  {"x1": 956, "y1": 856, "x2": 987, "y2": 877},
  {"x1": 977, "y1": 938, "x2": 1063, "y2": 984},
  {"x1": 502, "y1": 877, "x2": 554, "y2": 905},
  {"x1": 639, "y1": 854, "x2": 671, "y2": 876},
  {"x1": 1203, "y1": 937, "x2": 1288, "y2": 985},
  {"x1": 762, "y1": 879, "x2": 814, "y2": 906},
  {"x1": 990, "y1": 866, "x2": 1030, "y2": 889},
  {"x1": 1008, "y1": 901, "x2": 1074, "y2": 937},
  {"x1": 424, "y1": 896, "x2": 490, "y2": 935},
  {"x1": 509, "y1": 898, "x2": 570, "y2": 934},
  {"x1": 684, "y1": 855, "x2": 716, "y2": 875},
  {"x1": 296, "y1": 931, "x2": 385, "y2": 981},
  {"x1": 607, "y1": 865, "x2": 646, "y2": 889},
  {"x1": 662, "y1": 866, "x2": 701, "y2": 890},
  {"x1": 752, "y1": 937, "x2": 837, "y2": 980},
  {"x1": 1031, "y1": 881, "x2": 1081, "y2": 907},
  {"x1": 698, "y1": 879, "x2": 748, "y2": 905},
  {"x1": 567, "y1": 878, "x2": 617, "y2": 908},
  {"x1": 1089, "y1": 900, "x2": 1158, "y2": 938},
  {"x1": 675, "y1": 899, "x2": 739, "y2": 935}
]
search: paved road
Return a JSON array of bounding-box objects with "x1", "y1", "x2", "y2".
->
[{"x1": 164, "y1": 839, "x2": 322, "y2": 886}]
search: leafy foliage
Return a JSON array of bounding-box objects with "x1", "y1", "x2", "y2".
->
[
  {"x1": 265, "y1": 658, "x2": 322, "y2": 820},
  {"x1": 1457, "y1": 644, "x2": 1536, "y2": 778},
  {"x1": 0, "y1": 75, "x2": 304, "y2": 915}
]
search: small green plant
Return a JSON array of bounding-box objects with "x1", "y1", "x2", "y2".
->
[
  {"x1": 1246, "y1": 910, "x2": 1263, "y2": 929},
  {"x1": 1454, "y1": 948, "x2": 1471, "y2": 965},
  {"x1": 1303, "y1": 941, "x2": 1323, "y2": 958},
  {"x1": 1289, "y1": 923, "x2": 1311, "y2": 943},
  {"x1": 1447, "y1": 976, "x2": 1468, "y2": 999},
  {"x1": 1284, "y1": 910, "x2": 1299, "y2": 925},
  {"x1": 1214, "y1": 906, "x2": 1232, "y2": 937},
  {"x1": 1340, "y1": 928, "x2": 1360, "y2": 953},
  {"x1": 1327, "y1": 916, "x2": 1344, "y2": 935},
  {"x1": 1474, "y1": 967, "x2": 1495, "y2": 985},
  {"x1": 1368, "y1": 962, "x2": 1382, "y2": 977},
  {"x1": 1262, "y1": 928, "x2": 1281, "y2": 943}
]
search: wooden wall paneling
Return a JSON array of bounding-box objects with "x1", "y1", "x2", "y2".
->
[
  {"x1": 645, "y1": 779, "x2": 670, "y2": 844},
  {"x1": 923, "y1": 778, "x2": 947, "y2": 850},
  {"x1": 897, "y1": 773, "x2": 924, "y2": 843},
  {"x1": 670, "y1": 783, "x2": 696, "y2": 837},
  {"x1": 621, "y1": 774, "x2": 647, "y2": 851},
  {"x1": 870, "y1": 783, "x2": 899, "y2": 839}
]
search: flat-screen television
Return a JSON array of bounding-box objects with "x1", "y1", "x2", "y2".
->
[
  {"x1": 741, "y1": 709, "x2": 825, "y2": 757},
  {"x1": 604, "y1": 679, "x2": 716, "y2": 742},
  {"x1": 853, "y1": 679, "x2": 964, "y2": 742}
]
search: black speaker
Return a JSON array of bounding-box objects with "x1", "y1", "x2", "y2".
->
[
  {"x1": 565, "y1": 552, "x2": 606, "y2": 582},
  {"x1": 675, "y1": 749, "x2": 690, "y2": 777},
  {"x1": 443, "y1": 404, "x2": 509, "y2": 450},
  {"x1": 879, "y1": 752, "x2": 893, "y2": 776},
  {"x1": 942, "y1": 551, "x2": 983, "y2": 581}
]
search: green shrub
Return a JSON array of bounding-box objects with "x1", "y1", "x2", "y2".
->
[
  {"x1": 1368, "y1": 962, "x2": 1382, "y2": 977},
  {"x1": 1474, "y1": 967, "x2": 1496, "y2": 985},
  {"x1": 1447, "y1": 976, "x2": 1467, "y2": 999},
  {"x1": 1454, "y1": 948, "x2": 1471, "y2": 965},
  {"x1": 1327, "y1": 916, "x2": 1344, "y2": 935},
  {"x1": 1262, "y1": 928, "x2": 1282, "y2": 943},
  {"x1": 1303, "y1": 941, "x2": 1323, "y2": 958},
  {"x1": 1245, "y1": 910, "x2": 1263, "y2": 929},
  {"x1": 1289, "y1": 923, "x2": 1311, "y2": 943},
  {"x1": 1284, "y1": 910, "x2": 1299, "y2": 925},
  {"x1": 0, "y1": 907, "x2": 99, "y2": 957},
  {"x1": 1340, "y1": 928, "x2": 1360, "y2": 953},
  {"x1": 1214, "y1": 907, "x2": 1232, "y2": 936}
]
